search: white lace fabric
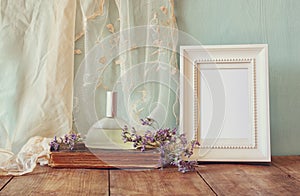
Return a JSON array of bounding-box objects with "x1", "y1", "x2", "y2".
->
[{"x1": 0, "y1": 137, "x2": 50, "y2": 176}]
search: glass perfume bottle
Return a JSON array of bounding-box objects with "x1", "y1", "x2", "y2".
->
[{"x1": 85, "y1": 91, "x2": 133, "y2": 149}]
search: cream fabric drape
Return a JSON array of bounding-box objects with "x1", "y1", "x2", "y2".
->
[{"x1": 0, "y1": 0, "x2": 76, "y2": 175}]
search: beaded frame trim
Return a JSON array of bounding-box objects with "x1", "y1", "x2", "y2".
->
[{"x1": 193, "y1": 58, "x2": 257, "y2": 149}]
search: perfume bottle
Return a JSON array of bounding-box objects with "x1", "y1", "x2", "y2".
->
[{"x1": 85, "y1": 91, "x2": 133, "y2": 149}]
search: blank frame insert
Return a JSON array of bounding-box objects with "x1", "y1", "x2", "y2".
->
[{"x1": 199, "y1": 68, "x2": 251, "y2": 143}]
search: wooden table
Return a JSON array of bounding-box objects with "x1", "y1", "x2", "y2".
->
[{"x1": 0, "y1": 156, "x2": 299, "y2": 195}]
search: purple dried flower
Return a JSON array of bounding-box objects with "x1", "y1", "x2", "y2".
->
[
  {"x1": 140, "y1": 117, "x2": 154, "y2": 126},
  {"x1": 177, "y1": 160, "x2": 197, "y2": 173},
  {"x1": 50, "y1": 140, "x2": 60, "y2": 151},
  {"x1": 49, "y1": 132, "x2": 82, "y2": 151},
  {"x1": 171, "y1": 128, "x2": 177, "y2": 135},
  {"x1": 70, "y1": 133, "x2": 77, "y2": 140},
  {"x1": 131, "y1": 127, "x2": 137, "y2": 134},
  {"x1": 64, "y1": 134, "x2": 69, "y2": 143},
  {"x1": 179, "y1": 134, "x2": 187, "y2": 145}
]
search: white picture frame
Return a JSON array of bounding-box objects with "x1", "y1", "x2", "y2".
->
[{"x1": 180, "y1": 45, "x2": 270, "y2": 162}]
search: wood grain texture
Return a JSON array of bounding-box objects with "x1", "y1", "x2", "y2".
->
[
  {"x1": 1, "y1": 156, "x2": 300, "y2": 195},
  {"x1": 0, "y1": 176, "x2": 12, "y2": 191},
  {"x1": 196, "y1": 163, "x2": 300, "y2": 196},
  {"x1": 272, "y1": 156, "x2": 300, "y2": 181},
  {"x1": 110, "y1": 167, "x2": 214, "y2": 196},
  {"x1": 0, "y1": 166, "x2": 108, "y2": 196},
  {"x1": 49, "y1": 148, "x2": 161, "y2": 169}
]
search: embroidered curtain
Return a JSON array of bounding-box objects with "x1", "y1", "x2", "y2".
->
[{"x1": 73, "y1": 0, "x2": 178, "y2": 135}]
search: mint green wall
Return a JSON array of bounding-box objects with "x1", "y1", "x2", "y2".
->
[{"x1": 175, "y1": 0, "x2": 300, "y2": 155}]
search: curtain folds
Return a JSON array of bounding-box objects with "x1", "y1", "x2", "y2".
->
[{"x1": 0, "y1": 0, "x2": 76, "y2": 175}]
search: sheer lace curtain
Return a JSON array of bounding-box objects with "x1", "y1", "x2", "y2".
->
[
  {"x1": 74, "y1": 0, "x2": 178, "y2": 134},
  {"x1": 0, "y1": 0, "x2": 178, "y2": 175}
]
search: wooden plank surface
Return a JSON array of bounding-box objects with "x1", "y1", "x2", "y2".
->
[
  {"x1": 0, "y1": 166, "x2": 108, "y2": 195},
  {"x1": 1, "y1": 156, "x2": 300, "y2": 195},
  {"x1": 110, "y1": 167, "x2": 215, "y2": 196},
  {"x1": 0, "y1": 176, "x2": 13, "y2": 191},
  {"x1": 196, "y1": 163, "x2": 300, "y2": 196},
  {"x1": 272, "y1": 156, "x2": 300, "y2": 181}
]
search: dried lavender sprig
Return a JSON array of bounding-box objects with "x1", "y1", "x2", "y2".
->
[
  {"x1": 140, "y1": 117, "x2": 159, "y2": 129},
  {"x1": 49, "y1": 132, "x2": 82, "y2": 151}
]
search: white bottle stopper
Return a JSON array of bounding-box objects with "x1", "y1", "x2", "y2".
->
[{"x1": 106, "y1": 91, "x2": 117, "y2": 118}]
